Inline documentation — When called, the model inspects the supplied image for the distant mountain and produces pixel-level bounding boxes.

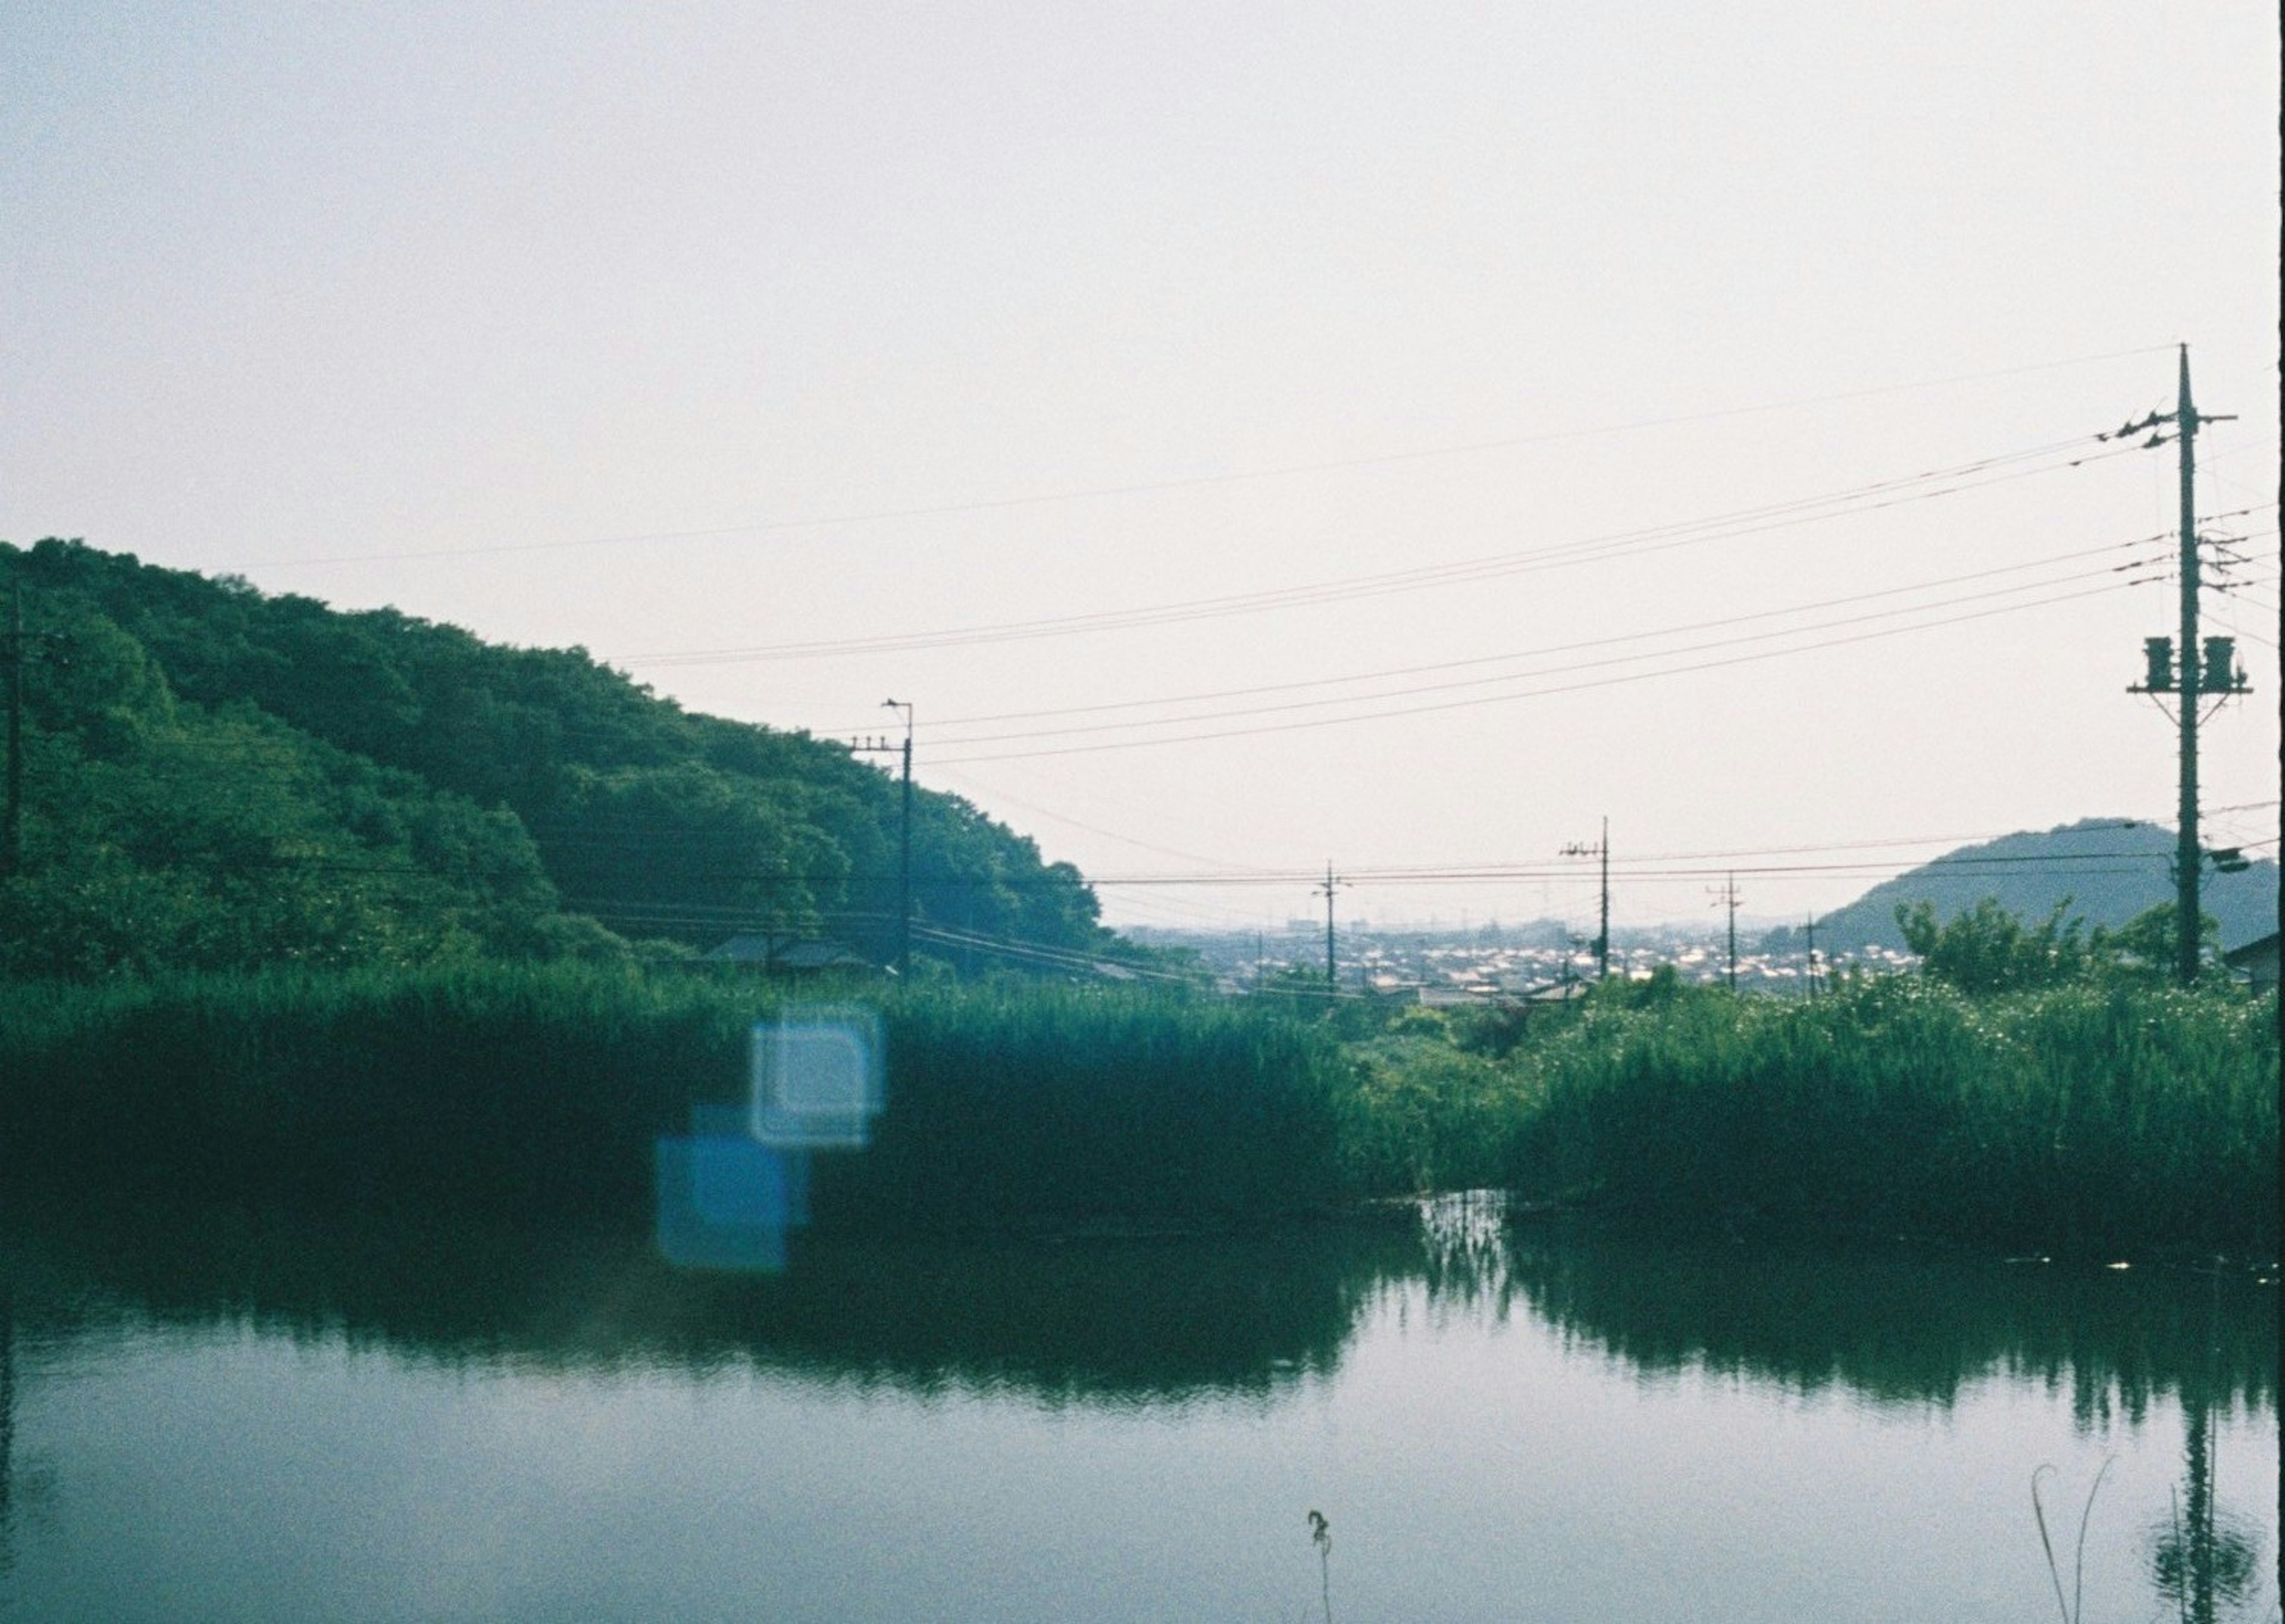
[1801,819,2279,954]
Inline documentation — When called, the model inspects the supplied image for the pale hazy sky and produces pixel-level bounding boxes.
[3,3,2277,934]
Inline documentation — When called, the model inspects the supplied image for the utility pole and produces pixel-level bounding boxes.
[888,700,912,981]
[2170,347,2205,987]
[1311,862,1345,993]
[856,701,916,979]
[1803,914,1820,998]
[1561,817,1610,978]
[2118,346,2243,984]
[1710,874,1742,992]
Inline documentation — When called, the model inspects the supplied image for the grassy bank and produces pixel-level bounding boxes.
[0,964,1353,1225]
[1,965,2273,1256]
[1360,977,2278,1259]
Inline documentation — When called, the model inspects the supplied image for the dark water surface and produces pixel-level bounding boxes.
[1,1196,2275,1622]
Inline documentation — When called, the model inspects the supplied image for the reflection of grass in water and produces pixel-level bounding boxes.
[1500,1224,2278,1421]
[1414,1190,1516,1313]
[0,1189,1428,1404]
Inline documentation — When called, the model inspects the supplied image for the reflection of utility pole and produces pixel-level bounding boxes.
[1710,874,1741,991]
[1311,863,1345,992]
[1,1276,15,1574]
[2118,346,2244,985]
[1561,817,1610,978]
[2150,1260,2242,1624]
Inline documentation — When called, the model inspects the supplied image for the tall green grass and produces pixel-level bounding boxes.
[1499,977,2278,1258]
[832,982,1347,1225]
[0,965,1357,1224]
[2,965,2272,1252]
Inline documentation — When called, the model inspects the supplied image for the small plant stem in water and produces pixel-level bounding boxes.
[1307,1510,1333,1624]
[2031,1457,2114,1624]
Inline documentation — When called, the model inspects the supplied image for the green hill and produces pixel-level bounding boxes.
[0,538,1114,978]
[1802,818,2279,954]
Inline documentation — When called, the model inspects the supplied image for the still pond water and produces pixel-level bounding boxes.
[1,1197,2275,1623]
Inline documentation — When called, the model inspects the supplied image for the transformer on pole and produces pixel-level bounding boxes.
[2117,346,2245,984]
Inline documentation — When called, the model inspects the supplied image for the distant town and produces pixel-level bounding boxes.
[1126,921,1916,1001]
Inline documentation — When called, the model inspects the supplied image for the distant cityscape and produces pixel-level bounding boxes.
[1126,921,1917,1000]
[1118,816,2280,999]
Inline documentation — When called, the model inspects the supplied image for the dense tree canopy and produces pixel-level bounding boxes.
[1895,895,2222,993]
[1,538,1113,978]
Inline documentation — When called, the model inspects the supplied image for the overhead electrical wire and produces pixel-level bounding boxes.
[924,557,2161,751]
[509,849,2208,894]
[924,764,1261,873]
[917,543,2266,745]
[906,921,1194,984]
[368,833,2243,893]
[931,576,2143,763]
[150,808,2270,943]
[237,343,2177,571]
[921,536,2164,731]
[621,435,2136,667]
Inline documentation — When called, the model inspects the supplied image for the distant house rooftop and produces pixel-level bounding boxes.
[2223,931,2278,995]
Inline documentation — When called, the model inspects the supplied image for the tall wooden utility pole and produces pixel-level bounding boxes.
[1313,862,1343,991]
[887,700,913,980]
[2172,347,2205,985]
[1710,874,1741,992]
[1563,819,1610,978]
[2119,346,2243,984]
[856,702,916,978]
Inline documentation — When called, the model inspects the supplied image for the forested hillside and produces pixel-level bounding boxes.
[0,538,1112,977]
[1805,817,2278,953]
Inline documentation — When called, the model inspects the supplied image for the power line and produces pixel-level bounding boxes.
[932,576,2141,763]
[922,535,2167,731]
[515,841,2239,891]
[926,560,2153,750]
[906,920,1195,985]
[236,344,2178,571]
[926,764,1259,873]
[621,436,2134,666]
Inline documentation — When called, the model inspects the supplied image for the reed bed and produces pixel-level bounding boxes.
[1,966,2271,1253]
[1502,977,2278,1258]
[0,965,1356,1224]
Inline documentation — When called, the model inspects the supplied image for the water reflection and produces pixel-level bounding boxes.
[2144,1265,2267,1623]
[0,1195,2273,1424]
[1,1278,15,1577]
[1498,1217,2277,1422]
[0,1196,1419,1406]
[2,1195,2275,1623]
